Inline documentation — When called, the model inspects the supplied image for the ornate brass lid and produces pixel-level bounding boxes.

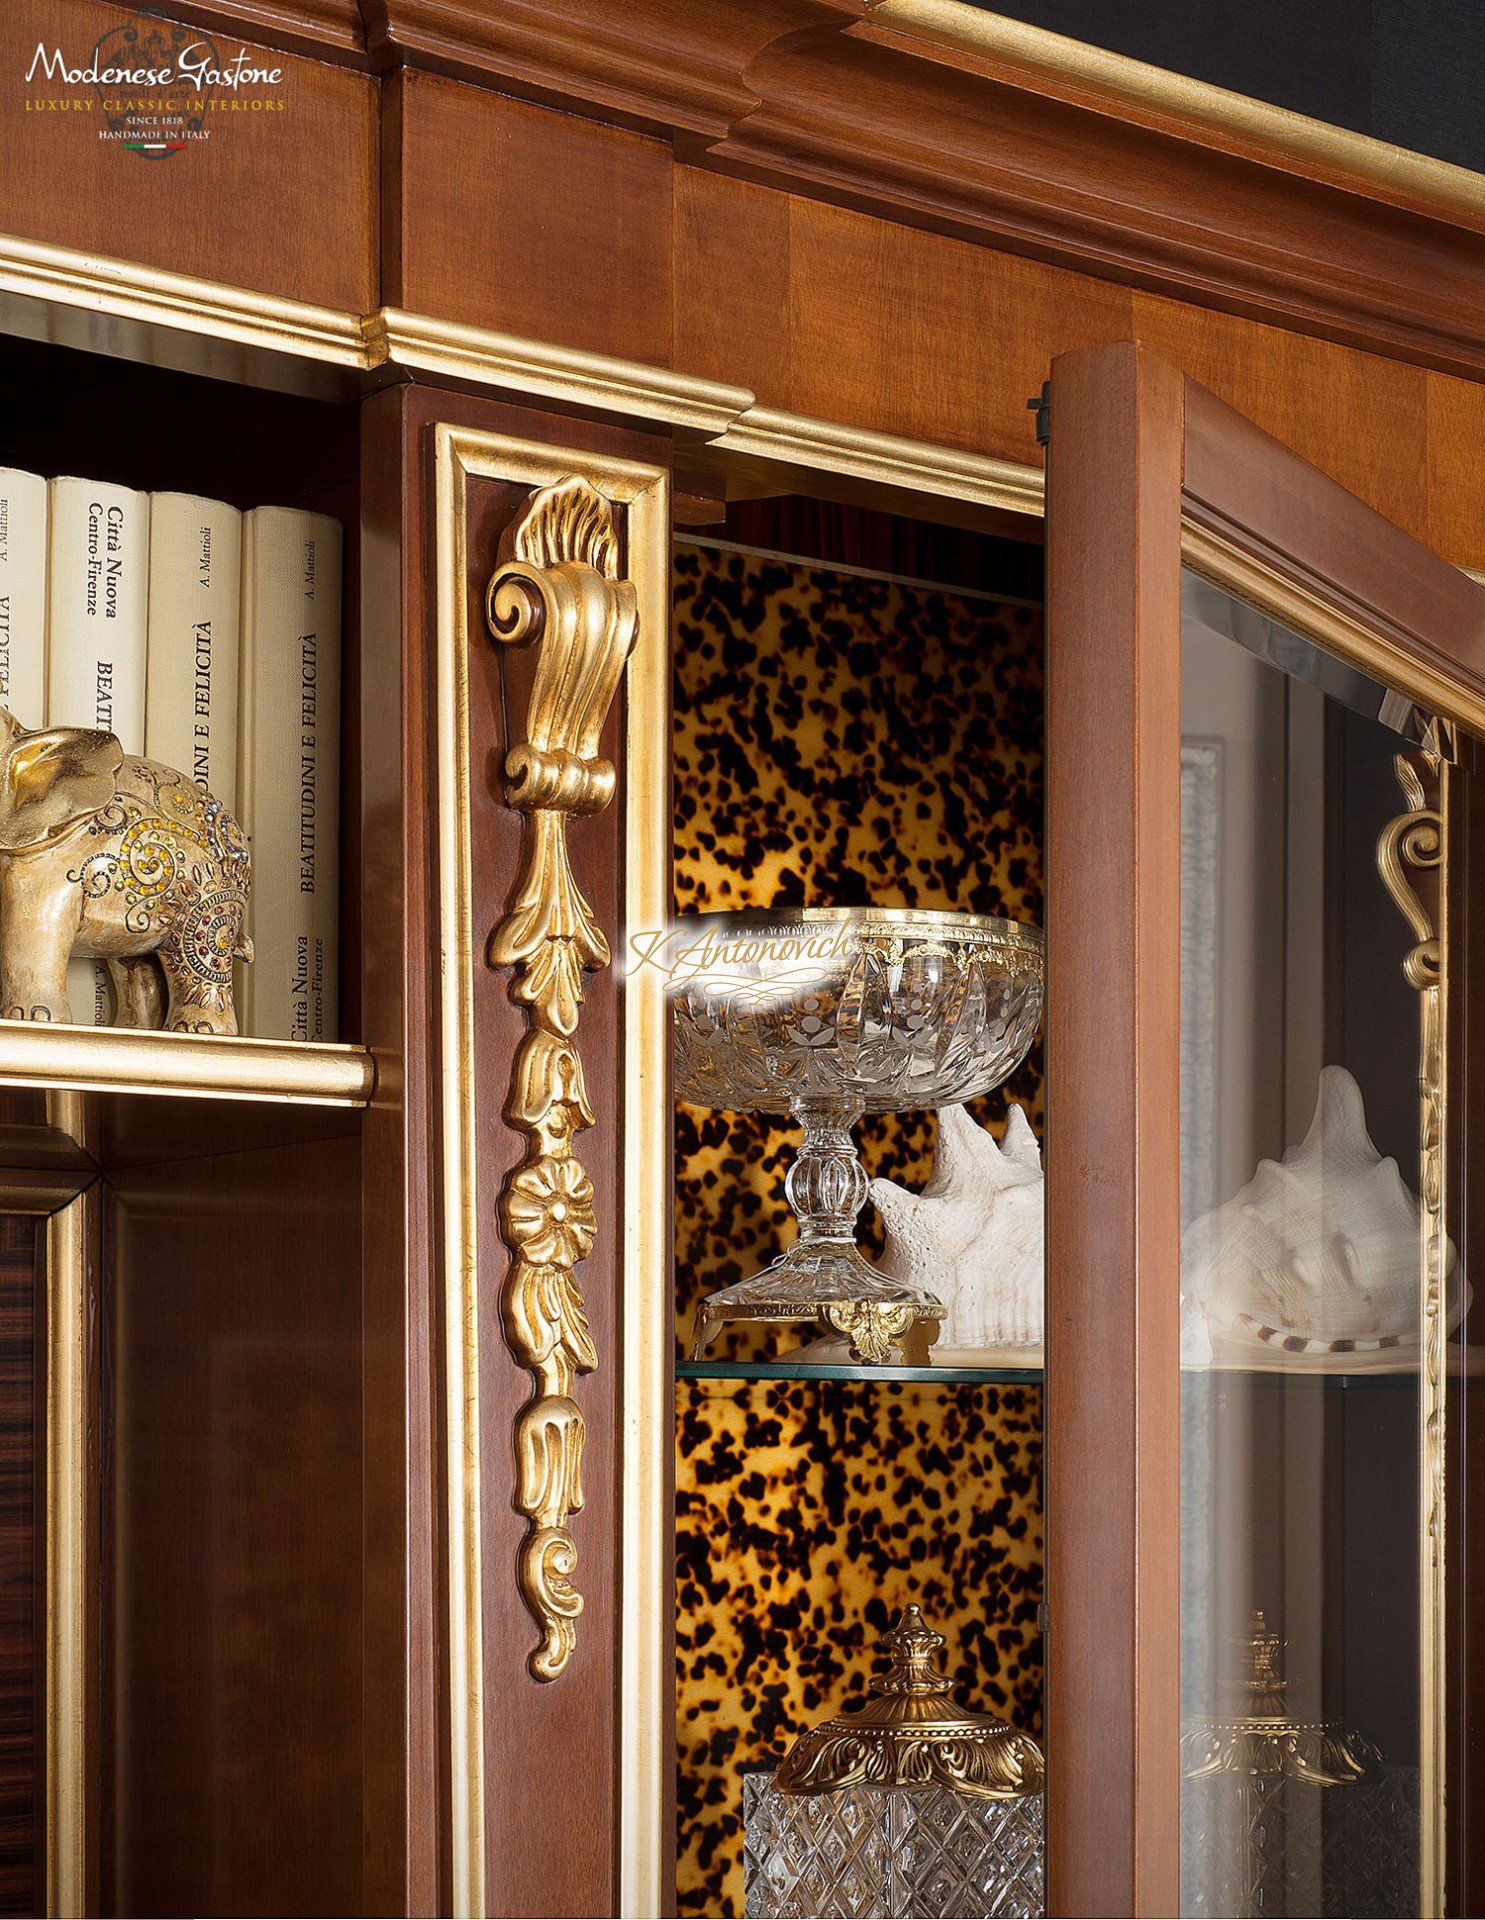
[774,1606,1044,1801]
[1179,1611,1381,1787]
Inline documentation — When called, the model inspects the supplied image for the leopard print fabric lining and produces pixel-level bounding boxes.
[672,543,1045,1916]
[676,1381,1044,1914]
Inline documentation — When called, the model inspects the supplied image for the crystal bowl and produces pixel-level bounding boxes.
[672,907,1044,1361]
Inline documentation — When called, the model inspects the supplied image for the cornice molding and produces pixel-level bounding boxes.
[130,1,1485,377]
[363,309,753,433]
[0,233,367,367]
[137,0,369,62]
[864,1,1485,230]
[361,0,867,133]
[0,231,1043,518]
[708,25,1485,380]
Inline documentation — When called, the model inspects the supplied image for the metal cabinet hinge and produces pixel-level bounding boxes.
[1027,384,1050,447]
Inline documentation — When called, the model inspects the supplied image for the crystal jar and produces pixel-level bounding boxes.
[743,1607,1045,1919]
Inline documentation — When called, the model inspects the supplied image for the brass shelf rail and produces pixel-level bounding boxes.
[0,1019,375,1107]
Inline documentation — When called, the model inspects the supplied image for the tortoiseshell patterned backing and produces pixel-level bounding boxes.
[672,543,1045,1916]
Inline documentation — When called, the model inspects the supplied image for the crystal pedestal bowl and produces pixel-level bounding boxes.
[672,907,1044,1364]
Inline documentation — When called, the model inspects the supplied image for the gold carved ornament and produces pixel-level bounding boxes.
[1375,751,1446,1565]
[774,1605,1044,1801]
[1376,737,1449,1912]
[485,478,638,1682]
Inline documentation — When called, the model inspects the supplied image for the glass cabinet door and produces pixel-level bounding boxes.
[1043,340,1485,1919]
[1178,572,1460,1920]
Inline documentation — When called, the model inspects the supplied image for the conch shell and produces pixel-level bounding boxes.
[1181,1064,1467,1362]
[870,1103,1044,1356]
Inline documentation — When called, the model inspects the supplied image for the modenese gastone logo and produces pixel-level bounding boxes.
[24,17,285,157]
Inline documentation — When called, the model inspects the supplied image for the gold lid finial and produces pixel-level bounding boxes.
[774,1605,1043,1802]
[874,1606,953,1697]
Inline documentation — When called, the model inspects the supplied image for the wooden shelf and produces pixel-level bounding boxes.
[0,1020,375,1108]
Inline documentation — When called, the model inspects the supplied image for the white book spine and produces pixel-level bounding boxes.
[145,492,243,812]
[238,507,342,1043]
[47,477,150,1026]
[0,469,47,730]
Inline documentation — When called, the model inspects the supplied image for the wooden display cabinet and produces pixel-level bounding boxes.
[2,1,1485,1915]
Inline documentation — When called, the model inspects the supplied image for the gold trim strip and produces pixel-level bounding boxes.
[0,232,365,366]
[366,309,752,435]
[618,466,671,1920]
[0,234,1053,527]
[714,406,1045,517]
[435,428,670,1916]
[46,1192,88,1920]
[0,1021,375,1107]
[1376,749,1448,1919]
[434,425,485,1920]
[872,0,1485,228]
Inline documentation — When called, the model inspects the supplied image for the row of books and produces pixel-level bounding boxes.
[0,470,341,1042]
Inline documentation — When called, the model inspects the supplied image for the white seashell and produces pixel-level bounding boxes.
[868,1102,1045,1354]
[1182,1064,1468,1358]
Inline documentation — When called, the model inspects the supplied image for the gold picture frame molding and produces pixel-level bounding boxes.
[433,427,671,1919]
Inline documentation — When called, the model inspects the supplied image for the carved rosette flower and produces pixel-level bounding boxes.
[503,1156,597,1270]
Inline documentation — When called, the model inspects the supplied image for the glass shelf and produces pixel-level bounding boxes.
[676,1359,1043,1386]
[679,1356,1485,1389]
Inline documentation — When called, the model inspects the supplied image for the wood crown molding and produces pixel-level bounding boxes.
[128,1,1485,377]
[708,20,1485,380]
[361,0,869,133]
[136,0,369,61]
[366,0,1485,379]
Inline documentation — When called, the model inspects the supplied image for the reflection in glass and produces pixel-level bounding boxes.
[1177,570,1467,1916]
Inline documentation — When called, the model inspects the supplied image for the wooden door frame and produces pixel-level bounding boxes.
[1043,337,1485,1918]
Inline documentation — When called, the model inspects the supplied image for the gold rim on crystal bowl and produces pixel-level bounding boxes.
[675,904,1043,954]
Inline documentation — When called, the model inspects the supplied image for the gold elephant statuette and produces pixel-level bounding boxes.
[0,707,252,1034]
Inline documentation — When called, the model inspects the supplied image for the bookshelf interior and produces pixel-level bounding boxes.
[0,321,374,1915]
[0,329,366,1095]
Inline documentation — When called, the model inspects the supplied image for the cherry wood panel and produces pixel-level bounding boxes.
[105,1141,364,1917]
[1044,339,1183,1918]
[0,0,376,310]
[1128,292,1434,545]
[387,74,674,363]
[376,384,669,1916]
[709,24,1485,381]
[0,1215,41,1919]
[357,382,439,1920]
[383,95,1485,571]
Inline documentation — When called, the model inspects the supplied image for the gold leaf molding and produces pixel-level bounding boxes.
[487,477,638,1681]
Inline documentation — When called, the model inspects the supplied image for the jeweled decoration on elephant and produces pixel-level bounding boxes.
[0,707,252,1033]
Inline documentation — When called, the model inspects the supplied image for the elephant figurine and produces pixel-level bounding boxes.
[0,707,252,1033]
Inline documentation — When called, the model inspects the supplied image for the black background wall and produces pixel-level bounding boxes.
[981,0,1485,172]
